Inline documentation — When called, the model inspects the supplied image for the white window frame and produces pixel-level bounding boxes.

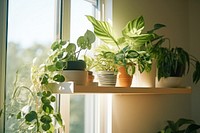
[0,0,8,132]
[60,0,113,133]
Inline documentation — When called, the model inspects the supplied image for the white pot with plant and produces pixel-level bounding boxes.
[93,45,117,87]
[48,30,96,85]
[154,38,200,87]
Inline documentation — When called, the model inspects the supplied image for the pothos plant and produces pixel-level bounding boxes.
[0,30,95,133]
[92,44,117,72]
[0,58,65,132]
[87,15,165,76]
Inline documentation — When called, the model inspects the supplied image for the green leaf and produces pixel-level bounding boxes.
[66,43,76,52]
[42,123,51,131]
[0,109,3,117]
[51,41,59,51]
[55,61,64,70]
[42,91,51,97]
[43,104,54,114]
[46,91,52,97]
[129,34,155,47]
[86,15,118,44]
[40,115,52,123]
[25,111,37,122]
[175,118,195,128]
[148,23,166,34]
[47,64,57,72]
[84,30,96,44]
[60,40,66,45]
[53,74,65,82]
[122,16,145,37]
[39,74,49,85]
[41,97,51,105]
[185,124,200,133]
[54,113,63,126]
[50,96,56,102]
[77,36,88,49]
[126,65,135,76]
[16,112,21,119]
[126,50,139,58]
[193,61,200,84]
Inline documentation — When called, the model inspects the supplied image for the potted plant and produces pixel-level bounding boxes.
[158,118,200,133]
[154,38,200,87]
[87,15,164,87]
[83,55,97,85]
[92,45,117,86]
[48,30,96,85]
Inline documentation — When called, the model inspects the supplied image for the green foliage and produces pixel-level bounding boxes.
[87,15,165,75]
[94,50,117,72]
[158,118,200,133]
[47,30,96,70]
[86,15,117,44]
[84,55,97,71]
[155,38,200,83]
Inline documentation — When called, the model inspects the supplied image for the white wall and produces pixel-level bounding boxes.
[112,0,200,132]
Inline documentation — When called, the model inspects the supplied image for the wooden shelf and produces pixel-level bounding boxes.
[75,85,191,95]
[49,82,192,95]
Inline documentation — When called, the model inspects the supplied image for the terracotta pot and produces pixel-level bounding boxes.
[87,71,94,85]
[116,66,133,87]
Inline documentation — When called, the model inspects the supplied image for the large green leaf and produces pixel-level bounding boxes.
[122,16,145,37]
[86,15,118,44]
[127,34,155,47]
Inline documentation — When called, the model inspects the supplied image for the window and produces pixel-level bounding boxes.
[4,0,57,132]
[0,0,112,133]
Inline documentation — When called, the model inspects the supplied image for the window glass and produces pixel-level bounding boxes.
[69,0,97,133]
[5,0,55,132]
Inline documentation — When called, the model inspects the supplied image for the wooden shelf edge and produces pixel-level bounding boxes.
[74,85,192,95]
[49,82,192,95]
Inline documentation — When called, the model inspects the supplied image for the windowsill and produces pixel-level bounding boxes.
[49,82,192,95]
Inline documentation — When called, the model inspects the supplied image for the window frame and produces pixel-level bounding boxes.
[0,0,8,132]
[60,0,113,133]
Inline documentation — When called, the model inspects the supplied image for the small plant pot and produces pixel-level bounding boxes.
[87,71,95,85]
[156,77,183,88]
[66,60,86,70]
[97,71,116,87]
[62,70,88,85]
[116,66,133,87]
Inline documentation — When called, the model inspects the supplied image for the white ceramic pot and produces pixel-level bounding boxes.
[156,77,183,88]
[97,71,116,87]
[131,61,156,88]
[62,70,88,85]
